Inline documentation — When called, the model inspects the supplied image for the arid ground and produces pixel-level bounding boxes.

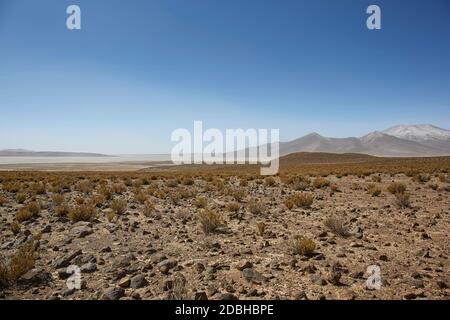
[0,153,449,300]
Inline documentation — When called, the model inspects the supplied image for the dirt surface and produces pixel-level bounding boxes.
[0,168,449,300]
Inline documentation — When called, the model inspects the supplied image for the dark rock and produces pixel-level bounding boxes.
[194,291,208,300]
[80,262,97,273]
[310,274,327,286]
[70,225,93,238]
[157,259,178,275]
[53,250,82,269]
[130,274,148,289]
[103,287,125,300]
[236,260,253,271]
[18,268,52,286]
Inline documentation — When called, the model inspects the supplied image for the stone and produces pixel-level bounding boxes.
[379,254,389,261]
[18,268,52,286]
[310,274,327,286]
[118,277,131,288]
[404,292,417,300]
[194,262,205,274]
[41,225,51,234]
[437,280,448,289]
[157,259,178,275]
[242,268,265,284]
[235,260,253,271]
[194,291,208,300]
[53,250,82,269]
[70,225,93,238]
[80,262,97,273]
[112,254,136,269]
[130,274,148,289]
[293,291,308,300]
[103,287,125,300]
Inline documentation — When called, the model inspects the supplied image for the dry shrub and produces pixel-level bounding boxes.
[15,202,40,223]
[31,182,46,195]
[100,186,113,200]
[112,183,126,195]
[324,216,349,238]
[182,177,195,186]
[247,200,265,215]
[413,174,430,184]
[55,204,69,217]
[367,184,381,197]
[213,179,224,191]
[284,199,294,210]
[428,183,439,190]
[264,177,276,187]
[371,175,382,183]
[194,196,207,209]
[239,178,248,187]
[388,182,407,194]
[68,204,97,222]
[179,188,193,199]
[256,222,266,236]
[123,177,132,187]
[143,201,156,217]
[111,198,127,214]
[134,191,148,204]
[75,180,93,194]
[312,178,330,189]
[394,192,411,209]
[16,193,27,204]
[90,194,106,207]
[226,202,240,212]
[231,188,246,202]
[170,192,181,205]
[51,194,65,206]
[288,235,316,256]
[197,209,224,234]
[0,242,37,288]
[288,193,314,209]
[287,175,310,191]
[166,178,178,188]
[3,182,20,193]
[106,210,116,222]
[132,179,143,188]
[10,221,21,235]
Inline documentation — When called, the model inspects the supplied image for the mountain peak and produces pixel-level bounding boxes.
[383,124,450,142]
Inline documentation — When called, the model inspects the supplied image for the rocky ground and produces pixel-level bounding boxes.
[0,172,449,300]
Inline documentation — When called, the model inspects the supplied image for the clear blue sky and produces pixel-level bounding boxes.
[0,0,449,154]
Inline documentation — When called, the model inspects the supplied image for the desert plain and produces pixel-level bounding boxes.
[0,153,449,300]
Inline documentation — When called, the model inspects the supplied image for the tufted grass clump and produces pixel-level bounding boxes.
[388,182,407,194]
[288,235,316,256]
[197,209,224,234]
[68,204,97,222]
[110,197,127,215]
[324,216,350,238]
[0,242,37,289]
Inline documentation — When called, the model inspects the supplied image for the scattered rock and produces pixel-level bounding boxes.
[130,274,148,289]
[103,287,125,300]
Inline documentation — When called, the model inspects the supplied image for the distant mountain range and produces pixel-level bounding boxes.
[1,125,449,159]
[279,124,450,157]
[0,149,110,157]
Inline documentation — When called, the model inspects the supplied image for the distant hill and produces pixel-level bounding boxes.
[0,149,110,157]
[278,124,450,157]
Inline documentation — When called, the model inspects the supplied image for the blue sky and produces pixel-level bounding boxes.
[0,0,449,154]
